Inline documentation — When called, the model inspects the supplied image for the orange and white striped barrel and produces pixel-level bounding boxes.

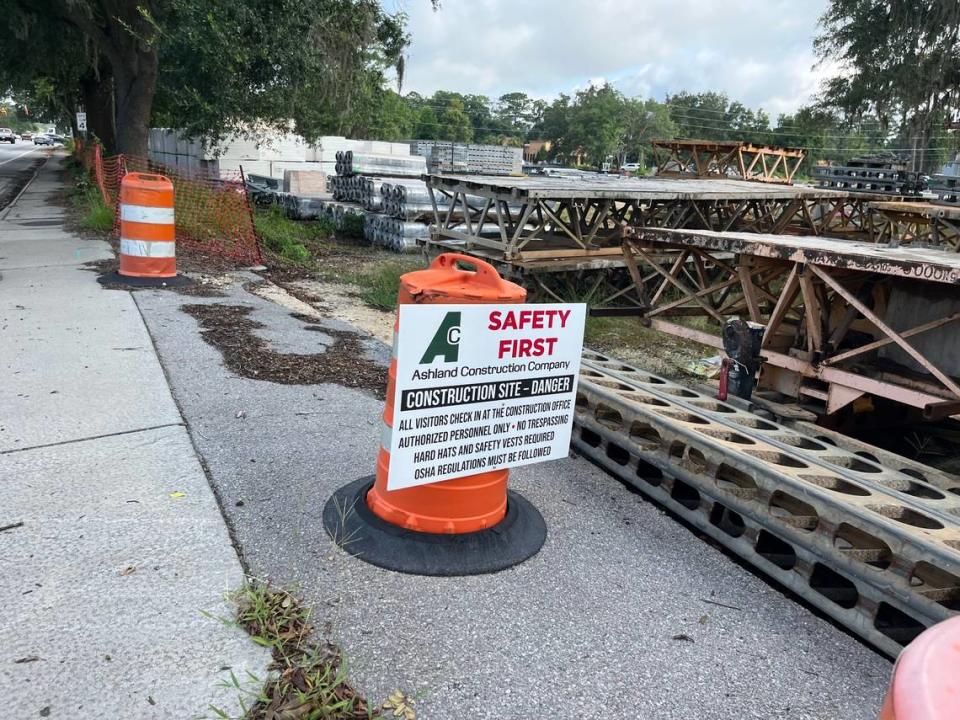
[118,173,176,278]
[366,254,526,534]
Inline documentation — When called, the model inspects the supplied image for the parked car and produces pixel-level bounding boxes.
[620,163,641,173]
[33,134,54,146]
[0,128,16,144]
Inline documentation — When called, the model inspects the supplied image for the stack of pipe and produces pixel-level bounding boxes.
[335,151,426,178]
[379,180,447,221]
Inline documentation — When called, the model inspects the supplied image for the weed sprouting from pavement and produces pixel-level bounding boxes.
[204,579,397,719]
[71,182,114,232]
[330,495,363,552]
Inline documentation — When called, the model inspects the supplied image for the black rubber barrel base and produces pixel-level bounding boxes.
[98,271,193,288]
[322,476,547,576]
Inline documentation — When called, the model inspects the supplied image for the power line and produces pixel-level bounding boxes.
[354,118,951,155]
[400,96,959,143]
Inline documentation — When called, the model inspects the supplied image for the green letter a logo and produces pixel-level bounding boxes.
[420,311,461,364]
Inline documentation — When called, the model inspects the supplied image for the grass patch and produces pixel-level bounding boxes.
[343,258,424,311]
[254,206,335,265]
[70,180,114,232]
[206,579,413,719]
[585,314,716,380]
[340,213,365,239]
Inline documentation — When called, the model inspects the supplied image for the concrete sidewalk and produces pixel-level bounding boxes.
[0,155,269,718]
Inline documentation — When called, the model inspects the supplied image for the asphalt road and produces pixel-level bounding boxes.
[0,142,44,210]
[134,278,892,720]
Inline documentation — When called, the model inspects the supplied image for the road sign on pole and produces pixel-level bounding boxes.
[76,112,87,132]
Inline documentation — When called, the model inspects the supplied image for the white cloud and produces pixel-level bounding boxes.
[384,0,834,113]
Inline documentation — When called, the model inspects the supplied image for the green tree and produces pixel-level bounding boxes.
[814,0,960,170]
[567,84,627,167]
[496,91,533,138]
[461,94,498,142]
[620,98,677,167]
[415,106,440,140]
[667,91,734,140]
[531,94,571,161]
[0,0,413,155]
[438,98,473,141]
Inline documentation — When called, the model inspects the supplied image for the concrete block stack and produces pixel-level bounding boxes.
[146,129,410,185]
[411,140,523,175]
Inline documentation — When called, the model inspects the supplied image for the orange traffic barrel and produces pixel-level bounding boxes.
[99,172,191,288]
[878,615,960,720]
[322,253,548,575]
[367,253,526,534]
[119,173,176,278]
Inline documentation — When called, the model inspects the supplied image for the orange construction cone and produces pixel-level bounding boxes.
[98,172,191,287]
[878,615,960,720]
[323,254,547,575]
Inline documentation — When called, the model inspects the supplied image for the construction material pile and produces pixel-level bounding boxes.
[813,154,924,196]
[244,137,522,253]
[334,151,427,178]
[930,160,960,207]
[362,215,434,253]
[411,140,523,175]
[574,349,960,658]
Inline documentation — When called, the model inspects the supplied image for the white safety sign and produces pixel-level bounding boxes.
[76,112,87,132]
[388,303,586,490]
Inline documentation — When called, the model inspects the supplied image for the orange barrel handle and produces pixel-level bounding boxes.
[366,253,527,534]
[426,253,512,290]
[118,172,176,278]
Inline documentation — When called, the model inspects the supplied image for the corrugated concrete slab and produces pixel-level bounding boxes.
[0,425,267,719]
[0,265,182,451]
[136,279,892,720]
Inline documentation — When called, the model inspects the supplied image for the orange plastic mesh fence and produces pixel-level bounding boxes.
[77,141,262,265]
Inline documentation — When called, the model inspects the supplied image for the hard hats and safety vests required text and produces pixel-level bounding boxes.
[388,303,586,490]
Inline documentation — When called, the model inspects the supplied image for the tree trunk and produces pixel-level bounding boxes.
[80,63,116,152]
[112,45,158,157]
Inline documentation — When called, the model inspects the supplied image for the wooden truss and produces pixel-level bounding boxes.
[651,139,806,185]
[869,201,960,252]
[620,228,960,417]
[421,236,654,309]
[427,184,874,261]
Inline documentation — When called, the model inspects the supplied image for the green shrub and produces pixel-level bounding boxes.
[340,213,365,239]
[71,184,114,232]
[344,259,423,311]
[253,205,332,264]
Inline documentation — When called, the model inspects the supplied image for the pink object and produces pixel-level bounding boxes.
[878,615,960,720]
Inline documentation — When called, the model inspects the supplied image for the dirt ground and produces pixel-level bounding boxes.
[262,237,713,382]
[276,278,396,345]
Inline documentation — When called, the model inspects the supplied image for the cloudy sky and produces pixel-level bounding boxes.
[384,0,836,116]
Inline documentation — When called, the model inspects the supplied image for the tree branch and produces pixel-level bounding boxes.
[50,0,122,66]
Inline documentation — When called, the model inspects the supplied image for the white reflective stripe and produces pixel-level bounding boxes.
[120,238,176,258]
[380,420,392,451]
[120,204,175,224]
